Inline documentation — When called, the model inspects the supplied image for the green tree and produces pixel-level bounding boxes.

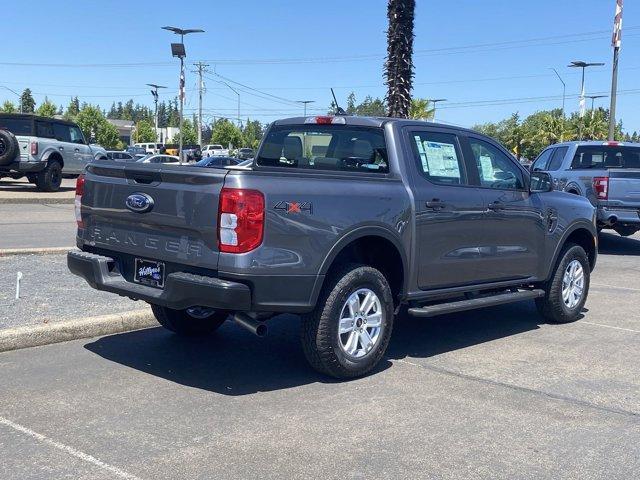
[242,119,264,149]
[211,119,243,148]
[385,0,415,118]
[76,105,120,149]
[65,97,80,120]
[0,101,17,113]
[410,98,435,120]
[171,118,198,145]
[36,97,58,117]
[133,120,157,143]
[20,88,36,113]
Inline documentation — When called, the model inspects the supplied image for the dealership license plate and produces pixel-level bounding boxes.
[134,258,165,288]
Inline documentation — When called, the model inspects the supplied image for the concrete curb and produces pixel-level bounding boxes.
[0,309,156,353]
[0,247,76,257]
[0,197,75,205]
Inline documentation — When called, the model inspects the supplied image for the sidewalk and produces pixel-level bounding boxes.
[0,178,75,204]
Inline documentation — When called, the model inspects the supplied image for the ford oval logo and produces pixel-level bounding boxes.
[126,193,154,213]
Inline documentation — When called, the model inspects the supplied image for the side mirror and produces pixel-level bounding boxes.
[529,171,553,193]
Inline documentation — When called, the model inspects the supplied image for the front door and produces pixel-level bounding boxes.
[464,135,546,282]
[407,128,488,290]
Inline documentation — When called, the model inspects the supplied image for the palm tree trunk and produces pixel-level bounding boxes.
[385,0,416,118]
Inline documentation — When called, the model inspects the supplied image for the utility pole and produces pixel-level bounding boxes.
[609,0,623,140]
[297,100,315,117]
[147,84,167,142]
[192,62,209,146]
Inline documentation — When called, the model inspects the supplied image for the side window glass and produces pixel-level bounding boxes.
[469,137,525,190]
[52,123,71,142]
[532,148,553,171]
[410,131,467,185]
[35,121,54,138]
[69,126,85,144]
[547,146,569,171]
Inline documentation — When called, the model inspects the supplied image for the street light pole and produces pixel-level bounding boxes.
[147,84,167,142]
[162,26,204,163]
[430,98,447,120]
[609,0,624,140]
[568,61,605,118]
[297,100,315,117]
[550,68,566,117]
[586,95,608,119]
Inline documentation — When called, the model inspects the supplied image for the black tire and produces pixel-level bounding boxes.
[150,304,229,336]
[536,244,590,324]
[35,161,63,192]
[0,129,19,165]
[614,225,639,237]
[301,264,394,379]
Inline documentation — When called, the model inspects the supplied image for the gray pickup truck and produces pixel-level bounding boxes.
[0,113,107,191]
[68,115,597,378]
[531,140,640,236]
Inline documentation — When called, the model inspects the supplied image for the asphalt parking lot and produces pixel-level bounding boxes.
[0,231,638,479]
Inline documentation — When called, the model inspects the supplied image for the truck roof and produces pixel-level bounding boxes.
[548,140,640,148]
[273,115,478,135]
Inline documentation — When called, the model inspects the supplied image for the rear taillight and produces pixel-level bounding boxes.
[75,174,85,228]
[593,176,609,200]
[218,188,264,253]
[30,141,38,155]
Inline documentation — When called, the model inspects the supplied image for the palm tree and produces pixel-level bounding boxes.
[385,0,416,118]
[409,98,435,120]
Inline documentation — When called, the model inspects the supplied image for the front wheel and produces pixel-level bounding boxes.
[301,264,394,379]
[151,305,229,336]
[536,244,590,323]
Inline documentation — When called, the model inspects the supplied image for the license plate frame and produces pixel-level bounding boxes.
[134,258,165,288]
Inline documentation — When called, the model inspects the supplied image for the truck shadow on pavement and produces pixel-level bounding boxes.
[598,232,640,256]
[84,301,545,396]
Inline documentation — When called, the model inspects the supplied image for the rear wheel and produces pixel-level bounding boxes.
[35,161,62,192]
[536,244,590,324]
[301,264,394,379]
[151,305,229,336]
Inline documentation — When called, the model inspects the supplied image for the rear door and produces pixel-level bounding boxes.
[69,124,93,171]
[464,135,546,282]
[407,127,488,289]
[52,122,78,172]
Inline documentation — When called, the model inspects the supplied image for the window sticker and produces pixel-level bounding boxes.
[414,135,429,172]
[479,155,494,180]
[423,141,460,178]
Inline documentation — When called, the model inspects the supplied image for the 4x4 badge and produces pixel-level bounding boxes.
[274,201,313,214]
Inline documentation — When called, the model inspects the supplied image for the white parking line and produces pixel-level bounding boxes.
[579,321,640,334]
[0,416,142,480]
[592,283,640,293]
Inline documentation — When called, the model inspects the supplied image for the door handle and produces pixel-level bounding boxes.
[74,148,80,152]
[425,199,446,210]
[488,202,506,211]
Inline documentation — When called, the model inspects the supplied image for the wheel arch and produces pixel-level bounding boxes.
[548,223,597,279]
[316,227,408,306]
[41,150,64,168]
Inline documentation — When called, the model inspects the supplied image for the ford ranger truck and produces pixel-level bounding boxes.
[68,116,598,378]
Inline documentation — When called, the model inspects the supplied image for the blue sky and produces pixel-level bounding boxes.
[2,0,638,132]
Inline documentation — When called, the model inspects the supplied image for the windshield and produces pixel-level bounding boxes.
[571,145,640,169]
[0,117,32,136]
[256,124,388,173]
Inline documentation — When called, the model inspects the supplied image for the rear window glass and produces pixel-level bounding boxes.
[0,117,32,135]
[571,146,640,169]
[257,125,388,173]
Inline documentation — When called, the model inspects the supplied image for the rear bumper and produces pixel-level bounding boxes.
[597,206,640,226]
[68,250,252,311]
[0,160,46,173]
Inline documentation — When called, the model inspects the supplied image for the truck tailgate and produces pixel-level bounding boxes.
[79,162,227,271]
[608,169,640,208]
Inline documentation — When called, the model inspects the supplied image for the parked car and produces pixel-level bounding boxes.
[182,144,202,162]
[236,147,255,160]
[161,144,179,156]
[531,140,640,236]
[196,156,242,168]
[106,151,135,161]
[125,146,147,156]
[202,144,229,157]
[0,113,107,191]
[135,154,180,164]
[69,115,597,379]
[134,143,163,154]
